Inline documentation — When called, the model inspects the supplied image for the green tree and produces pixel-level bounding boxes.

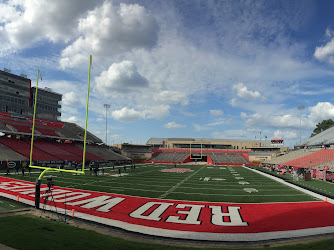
[311,119,334,137]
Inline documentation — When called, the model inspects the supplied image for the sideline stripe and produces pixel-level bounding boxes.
[170,191,308,197]
[245,167,334,204]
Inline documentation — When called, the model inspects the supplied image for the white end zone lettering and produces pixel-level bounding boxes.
[129,202,174,221]
[67,195,125,212]
[209,206,248,226]
[53,192,92,202]
[0,181,33,190]
[165,204,204,225]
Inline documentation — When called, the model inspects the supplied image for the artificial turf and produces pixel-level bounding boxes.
[1,164,318,203]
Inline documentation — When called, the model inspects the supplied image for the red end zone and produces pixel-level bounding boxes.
[0,176,334,242]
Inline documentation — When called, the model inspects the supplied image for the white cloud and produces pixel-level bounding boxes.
[164,122,186,129]
[60,2,158,69]
[233,83,266,101]
[61,115,82,125]
[62,91,85,106]
[143,105,170,120]
[273,130,298,139]
[95,60,148,95]
[210,109,223,117]
[325,27,334,38]
[241,112,301,129]
[0,0,99,50]
[193,124,212,132]
[207,120,225,126]
[240,102,334,131]
[308,102,334,122]
[111,107,144,122]
[154,91,188,105]
[314,38,334,65]
[61,106,79,115]
[230,98,238,107]
[212,130,248,139]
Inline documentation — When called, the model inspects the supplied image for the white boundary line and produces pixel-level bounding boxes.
[245,167,334,204]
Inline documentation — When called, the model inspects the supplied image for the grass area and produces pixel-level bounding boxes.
[1,164,318,203]
[0,197,26,212]
[0,215,334,250]
[250,165,334,197]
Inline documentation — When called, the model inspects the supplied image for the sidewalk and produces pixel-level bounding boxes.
[0,244,15,250]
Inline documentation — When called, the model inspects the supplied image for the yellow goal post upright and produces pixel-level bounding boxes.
[30,55,92,209]
[189,141,203,159]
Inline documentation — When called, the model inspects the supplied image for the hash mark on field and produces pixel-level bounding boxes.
[159,167,204,198]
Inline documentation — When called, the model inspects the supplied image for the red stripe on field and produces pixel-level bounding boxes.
[0,176,333,234]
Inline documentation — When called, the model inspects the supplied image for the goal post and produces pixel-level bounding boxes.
[30,55,92,208]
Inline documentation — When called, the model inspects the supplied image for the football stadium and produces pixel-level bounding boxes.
[1,69,334,249]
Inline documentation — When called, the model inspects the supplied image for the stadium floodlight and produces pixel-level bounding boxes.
[104,104,110,145]
[298,105,305,144]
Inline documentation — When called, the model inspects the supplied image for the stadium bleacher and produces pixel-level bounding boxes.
[263,149,321,165]
[283,149,334,168]
[0,111,130,164]
[301,126,334,146]
[0,142,27,161]
[34,127,60,137]
[76,144,129,161]
[6,123,32,134]
[55,142,103,161]
[32,140,81,162]
[0,111,101,142]
[0,137,59,161]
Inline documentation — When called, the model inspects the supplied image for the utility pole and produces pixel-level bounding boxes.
[104,104,110,145]
[298,105,305,144]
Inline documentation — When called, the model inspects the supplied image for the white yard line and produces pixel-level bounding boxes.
[245,167,334,204]
[170,191,307,197]
[159,167,205,198]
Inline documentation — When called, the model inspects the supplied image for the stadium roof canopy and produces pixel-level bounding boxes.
[301,126,334,146]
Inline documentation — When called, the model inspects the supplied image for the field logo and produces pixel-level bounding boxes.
[161,168,194,173]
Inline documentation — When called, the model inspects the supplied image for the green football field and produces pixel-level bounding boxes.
[1,164,319,203]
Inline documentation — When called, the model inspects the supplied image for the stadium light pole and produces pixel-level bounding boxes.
[104,104,110,145]
[298,105,305,145]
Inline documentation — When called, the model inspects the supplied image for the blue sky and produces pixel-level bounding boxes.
[1,0,334,148]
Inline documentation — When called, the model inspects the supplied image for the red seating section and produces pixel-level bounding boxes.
[32,141,81,162]
[284,149,334,168]
[55,143,103,161]
[0,111,64,129]
[35,127,59,137]
[0,137,104,162]
[6,123,32,134]
[0,137,59,161]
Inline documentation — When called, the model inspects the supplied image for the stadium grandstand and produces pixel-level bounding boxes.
[299,125,334,148]
[0,69,131,170]
[141,137,290,165]
[0,111,131,169]
[262,125,334,182]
